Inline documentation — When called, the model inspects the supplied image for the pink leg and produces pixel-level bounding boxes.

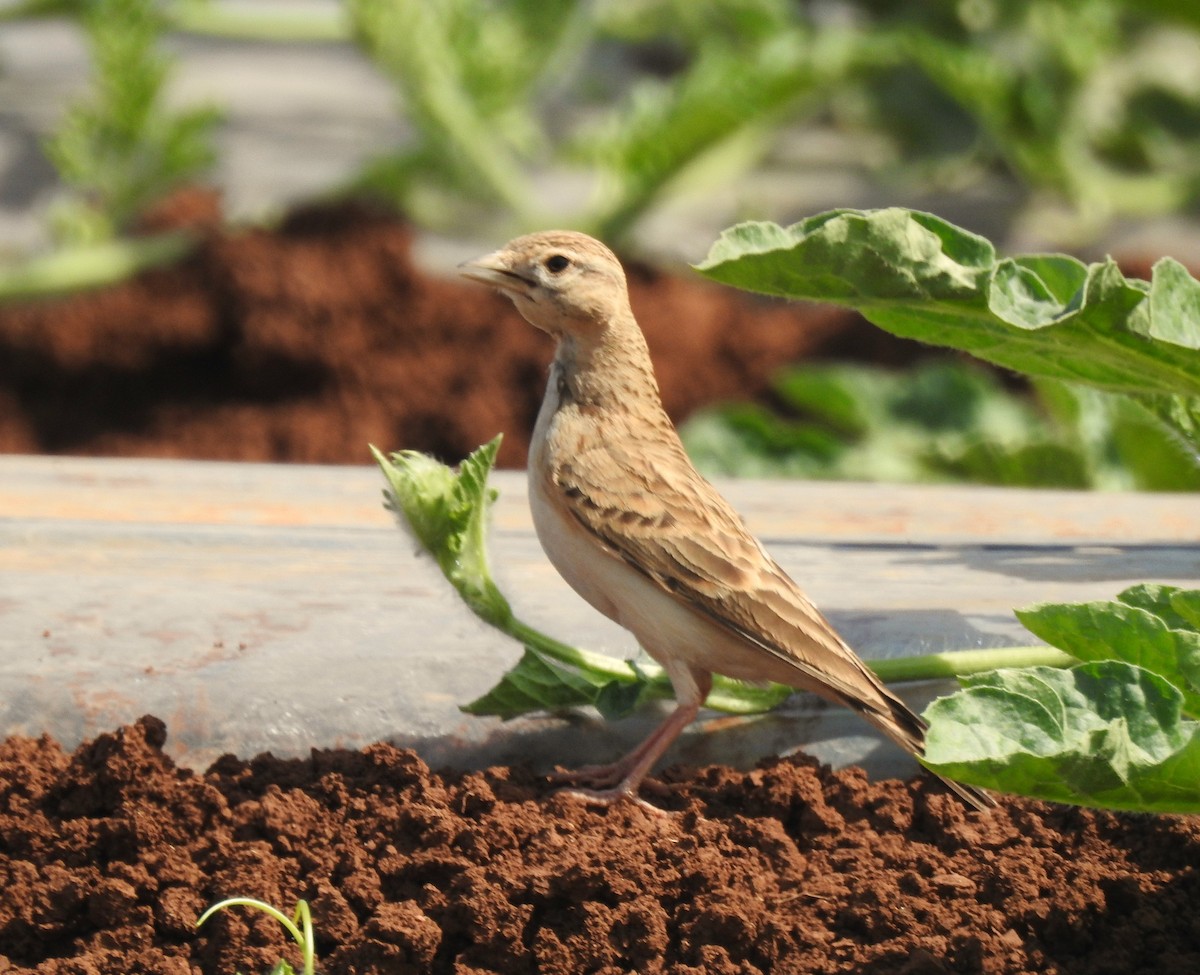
[546,718,674,790]
[555,665,711,810]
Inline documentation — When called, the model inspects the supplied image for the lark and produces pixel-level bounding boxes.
[460,230,993,811]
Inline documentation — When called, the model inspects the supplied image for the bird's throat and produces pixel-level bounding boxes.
[551,328,662,415]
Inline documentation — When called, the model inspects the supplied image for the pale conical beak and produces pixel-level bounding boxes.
[458,252,534,296]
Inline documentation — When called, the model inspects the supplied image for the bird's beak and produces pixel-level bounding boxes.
[458,251,534,296]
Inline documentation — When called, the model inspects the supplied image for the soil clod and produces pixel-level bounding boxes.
[2,716,1197,974]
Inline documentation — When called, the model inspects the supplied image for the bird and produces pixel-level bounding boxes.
[459,230,993,812]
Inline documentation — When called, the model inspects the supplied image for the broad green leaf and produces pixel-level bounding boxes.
[1147,258,1200,348]
[923,662,1200,813]
[928,440,1091,489]
[1016,589,1200,717]
[1101,394,1200,491]
[1116,583,1196,631]
[772,366,870,435]
[594,679,653,721]
[462,647,613,719]
[1172,590,1200,630]
[1135,392,1200,456]
[460,641,793,720]
[699,208,993,303]
[695,209,1200,404]
[682,402,846,479]
[372,436,511,627]
[680,360,1169,489]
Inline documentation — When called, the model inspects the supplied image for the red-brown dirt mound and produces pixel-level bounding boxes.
[0,199,916,469]
[2,716,1197,974]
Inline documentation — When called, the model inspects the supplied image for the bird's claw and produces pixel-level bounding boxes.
[546,762,625,789]
[557,786,674,816]
[548,765,672,797]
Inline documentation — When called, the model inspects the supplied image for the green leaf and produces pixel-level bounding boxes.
[1117,583,1196,631]
[1133,392,1200,460]
[695,209,1200,404]
[0,232,196,301]
[594,679,653,721]
[772,365,871,435]
[1016,588,1200,717]
[1101,393,1200,491]
[681,360,1160,489]
[929,440,1091,489]
[682,400,846,478]
[923,662,1200,813]
[699,208,993,303]
[372,436,511,627]
[1147,257,1200,349]
[462,647,612,719]
[1172,590,1200,630]
[704,677,793,715]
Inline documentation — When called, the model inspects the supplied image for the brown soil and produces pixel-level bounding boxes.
[0,194,916,469]
[3,716,1197,975]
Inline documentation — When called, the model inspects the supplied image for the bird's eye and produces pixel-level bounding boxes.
[544,254,571,273]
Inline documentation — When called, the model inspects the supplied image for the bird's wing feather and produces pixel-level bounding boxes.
[549,425,910,724]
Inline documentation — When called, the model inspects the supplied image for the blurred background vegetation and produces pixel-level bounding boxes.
[2,0,1198,489]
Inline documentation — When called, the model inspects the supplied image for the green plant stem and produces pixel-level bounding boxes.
[512,604,1075,710]
[870,646,1077,683]
[0,231,196,301]
[507,617,642,682]
[353,0,537,224]
[0,1,347,41]
[197,898,315,975]
[0,0,73,21]
[169,2,350,42]
[510,616,787,714]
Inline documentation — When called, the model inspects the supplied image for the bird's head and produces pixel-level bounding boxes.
[459,231,630,339]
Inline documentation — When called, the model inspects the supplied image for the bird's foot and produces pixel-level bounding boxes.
[557,785,673,816]
[548,764,672,797]
[546,761,627,790]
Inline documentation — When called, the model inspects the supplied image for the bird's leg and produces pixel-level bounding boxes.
[546,720,671,790]
[556,666,711,809]
[548,700,698,791]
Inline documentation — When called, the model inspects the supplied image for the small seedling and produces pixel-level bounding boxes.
[197,898,316,975]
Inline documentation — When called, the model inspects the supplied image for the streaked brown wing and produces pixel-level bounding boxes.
[548,430,894,708]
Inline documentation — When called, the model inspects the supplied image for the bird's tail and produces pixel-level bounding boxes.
[845,684,996,812]
[934,773,996,812]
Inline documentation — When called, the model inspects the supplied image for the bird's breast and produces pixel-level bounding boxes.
[528,376,620,622]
